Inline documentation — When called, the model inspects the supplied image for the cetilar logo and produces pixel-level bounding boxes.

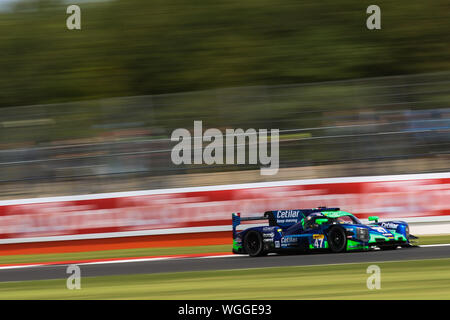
[381,222,399,229]
[281,237,297,244]
[276,210,300,218]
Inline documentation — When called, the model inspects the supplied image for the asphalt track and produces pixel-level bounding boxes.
[0,245,449,282]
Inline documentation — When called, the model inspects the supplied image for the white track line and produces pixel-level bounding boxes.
[0,264,44,270]
[419,243,450,248]
[78,257,178,266]
[0,254,237,270]
[191,254,238,259]
[1,243,449,270]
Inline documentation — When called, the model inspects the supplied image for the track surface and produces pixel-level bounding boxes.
[0,245,449,282]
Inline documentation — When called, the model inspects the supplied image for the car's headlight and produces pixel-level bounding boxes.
[405,225,410,238]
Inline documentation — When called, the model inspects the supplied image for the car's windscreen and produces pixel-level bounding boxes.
[333,215,361,224]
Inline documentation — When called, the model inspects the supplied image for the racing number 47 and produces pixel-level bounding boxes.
[314,238,324,248]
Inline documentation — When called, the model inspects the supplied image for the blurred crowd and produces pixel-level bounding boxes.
[1,72,449,199]
[0,0,449,198]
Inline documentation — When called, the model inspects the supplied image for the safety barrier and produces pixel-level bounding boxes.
[0,172,449,245]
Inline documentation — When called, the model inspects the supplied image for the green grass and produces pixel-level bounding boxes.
[0,234,448,266]
[1,258,450,299]
[0,245,230,265]
[415,234,450,245]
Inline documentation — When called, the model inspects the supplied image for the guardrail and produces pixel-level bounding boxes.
[1,72,449,199]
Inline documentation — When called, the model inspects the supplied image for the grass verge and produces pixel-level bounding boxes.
[1,258,449,299]
[414,234,450,245]
[0,245,230,265]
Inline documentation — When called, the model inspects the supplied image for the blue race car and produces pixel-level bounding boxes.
[232,207,418,256]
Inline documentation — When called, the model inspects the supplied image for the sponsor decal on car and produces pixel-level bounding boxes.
[371,226,389,234]
[276,210,300,218]
[313,234,324,239]
[381,222,399,229]
[281,237,297,244]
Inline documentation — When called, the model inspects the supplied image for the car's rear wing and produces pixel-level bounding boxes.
[232,212,272,238]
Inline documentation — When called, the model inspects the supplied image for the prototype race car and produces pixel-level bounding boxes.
[232,207,418,256]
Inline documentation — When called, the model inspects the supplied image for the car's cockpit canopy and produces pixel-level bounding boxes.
[301,211,362,230]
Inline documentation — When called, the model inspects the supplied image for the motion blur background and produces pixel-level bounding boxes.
[0,0,449,199]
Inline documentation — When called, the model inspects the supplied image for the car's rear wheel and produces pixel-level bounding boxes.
[243,231,266,257]
[327,226,347,253]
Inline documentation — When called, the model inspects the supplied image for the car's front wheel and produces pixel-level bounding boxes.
[243,231,266,257]
[327,226,347,253]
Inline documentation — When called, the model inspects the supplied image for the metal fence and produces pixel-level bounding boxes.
[0,72,449,198]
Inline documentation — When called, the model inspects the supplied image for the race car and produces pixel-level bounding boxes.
[232,207,418,256]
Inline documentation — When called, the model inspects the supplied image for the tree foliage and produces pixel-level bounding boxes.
[0,0,448,108]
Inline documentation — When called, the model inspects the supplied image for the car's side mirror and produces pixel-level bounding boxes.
[316,218,329,225]
[368,216,379,223]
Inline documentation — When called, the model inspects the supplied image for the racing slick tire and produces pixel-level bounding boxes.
[327,226,347,253]
[243,231,267,257]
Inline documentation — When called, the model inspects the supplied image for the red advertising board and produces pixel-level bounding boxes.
[0,173,449,241]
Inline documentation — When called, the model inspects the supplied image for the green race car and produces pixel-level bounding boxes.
[232,207,418,257]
